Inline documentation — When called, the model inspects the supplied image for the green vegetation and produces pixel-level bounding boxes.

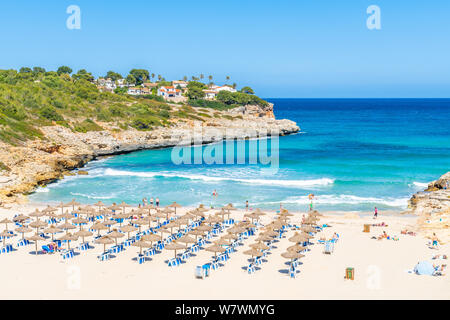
[0,66,268,146]
[0,67,176,145]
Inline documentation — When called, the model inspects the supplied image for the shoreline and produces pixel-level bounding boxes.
[0,203,447,300]
[0,110,299,203]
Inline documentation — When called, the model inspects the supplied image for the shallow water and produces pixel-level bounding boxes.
[30,98,450,212]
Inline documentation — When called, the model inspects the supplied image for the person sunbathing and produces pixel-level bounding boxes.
[377,231,388,240]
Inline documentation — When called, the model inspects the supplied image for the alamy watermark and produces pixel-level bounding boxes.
[170,121,280,175]
[367,5,381,30]
[66,5,81,30]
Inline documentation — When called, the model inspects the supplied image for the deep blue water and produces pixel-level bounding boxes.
[30,99,450,212]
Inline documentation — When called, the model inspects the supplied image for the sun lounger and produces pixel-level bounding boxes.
[168,258,181,267]
[247,264,256,274]
[98,252,110,261]
[137,254,145,264]
[17,239,30,247]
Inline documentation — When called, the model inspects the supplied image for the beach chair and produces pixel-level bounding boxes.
[138,255,145,264]
[211,261,219,270]
[98,252,110,262]
[247,264,256,274]
[181,251,190,260]
[168,258,179,267]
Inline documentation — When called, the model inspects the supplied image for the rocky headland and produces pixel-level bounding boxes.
[408,172,450,243]
[0,104,299,203]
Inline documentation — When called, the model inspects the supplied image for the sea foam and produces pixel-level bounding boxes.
[103,168,334,188]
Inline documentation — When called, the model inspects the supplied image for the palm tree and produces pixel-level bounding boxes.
[200,74,204,82]
[151,73,155,82]
[232,83,237,89]
[208,75,213,86]
[158,74,162,82]
[183,76,187,81]
[226,76,230,84]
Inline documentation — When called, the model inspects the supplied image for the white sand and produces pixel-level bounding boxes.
[0,204,449,300]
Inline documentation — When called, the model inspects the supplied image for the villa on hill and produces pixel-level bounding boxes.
[157,86,187,102]
[203,84,237,100]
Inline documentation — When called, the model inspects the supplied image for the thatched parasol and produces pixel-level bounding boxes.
[96,236,114,254]
[58,233,78,250]
[164,242,186,258]
[205,244,226,258]
[0,218,13,230]
[119,224,138,239]
[250,241,269,251]
[27,233,45,255]
[132,239,153,255]
[74,229,93,243]
[108,229,125,245]
[16,226,32,239]
[43,225,62,241]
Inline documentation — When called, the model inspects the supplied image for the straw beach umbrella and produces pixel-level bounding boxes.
[44,225,62,241]
[108,229,125,245]
[27,233,45,255]
[58,233,78,250]
[167,202,182,215]
[165,242,186,258]
[289,232,308,244]
[16,226,32,239]
[205,244,226,258]
[243,248,263,264]
[0,218,13,231]
[287,244,307,252]
[65,199,80,211]
[91,222,108,236]
[177,235,196,247]
[214,238,231,246]
[132,239,152,255]
[189,229,205,241]
[0,230,12,246]
[281,251,305,261]
[29,219,48,233]
[120,224,137,239]
[96,236,114,254]
[29,209,45,218]
[250,241,270,251]
[13,214,28,223]
[74,229,93,243]
[141,233,160,246]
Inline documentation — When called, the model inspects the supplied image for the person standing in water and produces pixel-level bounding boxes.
[373,207,378,219]
[245,200,249,211]
[155,197,160,207]
[150,197,154,206]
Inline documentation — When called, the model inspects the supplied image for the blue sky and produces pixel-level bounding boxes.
[0,0,449,98]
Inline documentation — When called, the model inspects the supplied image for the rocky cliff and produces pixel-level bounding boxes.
[408,172,450,243]
[0,107,299,202]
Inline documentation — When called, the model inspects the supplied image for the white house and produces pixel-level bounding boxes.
[158,86,181,98]
[172,80,188,89]
[127,87,142,95]
[214,85,237,93]
[203,90,218,100]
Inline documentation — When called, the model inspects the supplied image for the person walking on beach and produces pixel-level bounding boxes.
[155,197,160,207]
[150,197,154,206]
[373,207,378,219]
[245,200,249,211]
[142,197,147,206]
[431,233,440,249]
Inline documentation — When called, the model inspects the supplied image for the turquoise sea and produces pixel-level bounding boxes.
[30,99,450,212]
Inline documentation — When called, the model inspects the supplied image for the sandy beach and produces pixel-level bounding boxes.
[0,203,448,300]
